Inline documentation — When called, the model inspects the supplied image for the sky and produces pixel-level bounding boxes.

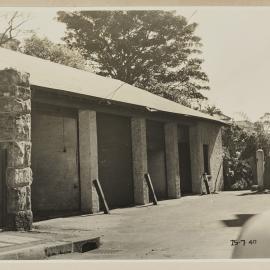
[1,7,270,122]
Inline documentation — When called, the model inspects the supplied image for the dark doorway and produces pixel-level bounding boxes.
[179,142,192,194]
[178,126,192,195]
[0,149,7,228]
[146,120,167,200]
[203,144,210,174]
[97,113,134,209]
[31,105,80,218]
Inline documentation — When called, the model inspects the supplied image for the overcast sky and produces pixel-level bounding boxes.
[1,7,270,122]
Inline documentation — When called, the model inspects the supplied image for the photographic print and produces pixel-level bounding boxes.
[0,2,269,262]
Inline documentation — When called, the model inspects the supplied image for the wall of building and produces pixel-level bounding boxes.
[0,69,225,231]
[189,121,223,194]
[31,105,80,218]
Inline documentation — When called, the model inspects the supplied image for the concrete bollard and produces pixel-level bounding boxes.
[256,149,264,187]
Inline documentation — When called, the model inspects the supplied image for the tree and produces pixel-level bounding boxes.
[0,11,29,48]
[201,105,222,116]
[21,35,90,70]
[57,10,209,107]
[253,121,270,155]
[222,123,255,190]
[222,119,270,190]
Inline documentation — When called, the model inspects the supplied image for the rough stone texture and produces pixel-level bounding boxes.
[6,167,32,188]
[15,114,31,141]
[7,141,31,168]
[0,115,14,141]
[0,84,31,100]
[0,69,29,86]
[164,122,181,199]
[78,110,99,213]
[0,98,31,113]
[131,117,149,205]
[26,185,31,211]
[0,68,32,231]
[6,210,33,231]
[7,186,28,212]
[189,121,223,194]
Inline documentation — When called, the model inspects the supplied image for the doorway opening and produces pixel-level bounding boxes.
[31,105,80,220]
[203,144,210,175]
[146,120,167,200]
[97,112,134,209]
[178,125,192,195]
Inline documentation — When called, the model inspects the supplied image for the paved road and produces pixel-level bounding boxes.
[34,191,270,259]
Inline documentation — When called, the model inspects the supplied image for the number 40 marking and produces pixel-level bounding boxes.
[249,240,257,245]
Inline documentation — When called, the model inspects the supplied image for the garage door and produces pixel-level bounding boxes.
[146,120,167,200]
[31,106,80,218]
[97,113,134,208]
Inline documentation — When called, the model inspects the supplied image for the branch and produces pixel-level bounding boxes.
[0,11,28,46]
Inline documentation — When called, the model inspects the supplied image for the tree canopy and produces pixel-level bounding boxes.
[57,10,209,107]
[21,35,89,70]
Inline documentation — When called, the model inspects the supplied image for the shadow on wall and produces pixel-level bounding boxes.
[220,214,256,227]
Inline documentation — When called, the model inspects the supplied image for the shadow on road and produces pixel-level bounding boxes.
[220,214,256,227]
[237,191,270,196]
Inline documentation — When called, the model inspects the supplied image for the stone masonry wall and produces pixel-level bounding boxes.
[0,68,32,231]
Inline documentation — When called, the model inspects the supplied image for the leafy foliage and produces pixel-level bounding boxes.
[21,35,89,70]
[201,105,222,116]
[223,155,253,190]
[222,121,270,190]
[1,37,20,50]
[253,121,270,155]
[57,10,209,106]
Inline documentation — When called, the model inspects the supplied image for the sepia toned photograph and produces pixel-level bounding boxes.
[0,4,270,262]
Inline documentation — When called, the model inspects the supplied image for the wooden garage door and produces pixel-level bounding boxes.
[31,106,80,217]
[178,125,192,195]
[146,120,167,200]
[179,142,192,194]
[97,113,134,208]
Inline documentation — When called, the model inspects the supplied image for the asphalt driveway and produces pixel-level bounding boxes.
[32,190,270,259]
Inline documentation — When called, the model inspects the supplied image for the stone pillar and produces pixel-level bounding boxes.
[78,110,99,213]
[0,68,32,231]
[189,123,203,194]
[131,117,149,205]
[164,122,181,198]
[256,149,264,187]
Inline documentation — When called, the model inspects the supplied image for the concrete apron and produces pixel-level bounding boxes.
[0,229,100,260]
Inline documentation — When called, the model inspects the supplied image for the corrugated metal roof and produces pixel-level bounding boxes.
[0,47,223,124]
